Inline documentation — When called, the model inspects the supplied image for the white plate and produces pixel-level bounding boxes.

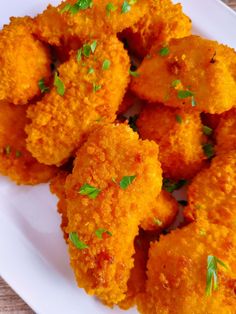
[0,1,236,313]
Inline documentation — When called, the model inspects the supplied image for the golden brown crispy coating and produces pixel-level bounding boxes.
[215,108,236,154]
[140,190,178,232]
[138,221,236,314]
[33,0,151,45]
[0,17,51,105]
[121,0,191,58]
[0,102,57,185]
[26,36,130,166]
[184,150,236,231]
[137,104,207,180]
[131,36,236,114]
[63,124,162,306]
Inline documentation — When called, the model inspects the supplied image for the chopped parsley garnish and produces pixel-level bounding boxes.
[69,232,89,250]
[163,178,188,193]
[191,96,197,107]
[5,145,11,155]
[61,0,93,14]
[15,150,22,158]
[120,175,136,190]
[88,67,95,74]
[38,78,50,94]
[83,44,92,57]
[177,90,194,99]
[202,143,215,159]
[206,255,228,296]
[172,79,181,87]
[93,83,102,92]
[203,125,213,136]
[102,59,111,70]
[106,2,117,15]
[121,1,131,13]
[175,114,182,124]
[95,228,112,239]
[79,183,101,199]
[129,70,140,77]
[153,218,163,227]
[54,72,65,96]
[90,40,97,53]
[77,41,97,62]
[159,47,170,57]
[77,48,82,62]
[178,200,188,206]
[128,115,139,132]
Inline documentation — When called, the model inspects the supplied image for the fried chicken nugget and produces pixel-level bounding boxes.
[215,109,236,154]
[120,0,191,58]
[63,124,162,306]
[0,17,51,105]
[33,0,151,46]
[137,221,236,314]
[131,36,236,113]
[184,150,236,231]
[137,104,206,180]
[0,102,57,185]
[140,190,178,232]
[26,36,130,166]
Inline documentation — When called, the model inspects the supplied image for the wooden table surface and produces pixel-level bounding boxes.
[0,1,236,313]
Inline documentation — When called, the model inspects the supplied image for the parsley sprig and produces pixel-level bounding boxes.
[206,255,228,296]
[54,72,65,96]
[38,78,50,94]
[77,41,97,62]
[69,232,89,250]
[79,183,101,199]
[120,175,136,190]
[95,228,112,239]
[61,0,93,14]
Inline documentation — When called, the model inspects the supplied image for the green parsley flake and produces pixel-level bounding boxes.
[121,1,131,13]
[206,255,228,296]
[15,150,22,158]
[54,72,65,96]
[38,78,50,94]
[159,47,170,57]
[5,145,11,156]
[83,44,92,57]
[202,143,215,159]
[128,115,139,133]
[120,175,136,190]
[102,59,111,70]
[153,218,163,227]
[77,48,82,62]
[69,232,89,250]
[191,96,197,107]
[95,228,112,239]
[163,178,188,193]
[90,40,97,53]
[129,70,140,77]
[172,79,181,87]
[203,125,213,136]
[93,83,102,92]
[79,183,101,199]
[106,2,117,15]
[61,0,93,15]
[175,114,182,124]
[177,90,194,99]
[77,41,97,61]
[88,67,95,74]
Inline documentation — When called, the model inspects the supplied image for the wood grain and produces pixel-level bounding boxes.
[0,0,236,313]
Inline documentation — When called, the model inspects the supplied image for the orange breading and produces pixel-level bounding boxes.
[137,104,207,180]
[121,0,191,58]
[131,35,236,114]
[0,17,51,105]
[0,102,57,185]
[50,171,69,239]
[33,0,151,46]
[26,36,130,166]
[63,124,162,306]
[184,150,236,231]
[215,108,236,154]
[140,190,178,231]
[137,221,236,314]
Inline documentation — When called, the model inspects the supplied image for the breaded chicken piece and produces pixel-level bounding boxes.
[0,17,51,105]
[50,171,69,239]
[137,104,206,180]
[131,36,236,113]
[33,0,151,46]
[120,0,191,58]
[0,102,57,185]
[215,108,236,154]
[137,221,236,314]
[140,190,178,232]
[26,36,130,166]
[184,150,236,231]
[63,124,162,306]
